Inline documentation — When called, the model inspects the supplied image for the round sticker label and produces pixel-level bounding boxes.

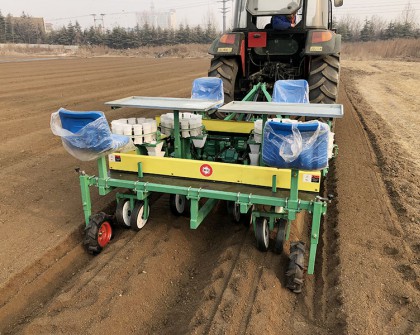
[200,164,213,177]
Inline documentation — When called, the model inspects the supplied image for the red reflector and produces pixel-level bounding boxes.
[220,34,236,44]
[312,31,333,43]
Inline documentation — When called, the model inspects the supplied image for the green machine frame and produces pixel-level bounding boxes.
[78,90,343,277]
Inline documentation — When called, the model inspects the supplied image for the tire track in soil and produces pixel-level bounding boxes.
[197,230,269,335]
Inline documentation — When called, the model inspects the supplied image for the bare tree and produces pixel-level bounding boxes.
[370,15,387,39]
[400,1,418,26]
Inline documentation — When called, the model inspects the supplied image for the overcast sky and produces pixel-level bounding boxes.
[0,0,418,30]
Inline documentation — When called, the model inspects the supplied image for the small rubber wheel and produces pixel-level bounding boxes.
[227,202,252,227]
[115,198,132,228]
[233,203,242,222]
[255,217,269,252]
[83,212,113,255]
[169,194,189,216]
[130,201,149,231]
[274,219,286,254]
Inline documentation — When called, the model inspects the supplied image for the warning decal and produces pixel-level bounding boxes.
[200,164,213,177]
[303,174,320,183]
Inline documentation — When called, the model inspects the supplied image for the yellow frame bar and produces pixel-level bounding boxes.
[155,116,254,134]
[202,119,254,133]
[108,153,321,193]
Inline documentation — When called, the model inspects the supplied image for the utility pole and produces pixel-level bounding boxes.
[91,14,97,28]
[217,0,230,33]
[100,14,105,33]
[91,14,105,32]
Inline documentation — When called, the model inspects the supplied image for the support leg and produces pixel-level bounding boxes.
[307,201,323,274]
[80,175,92,226]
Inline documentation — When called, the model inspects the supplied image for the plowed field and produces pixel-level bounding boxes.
[0,57,419,335]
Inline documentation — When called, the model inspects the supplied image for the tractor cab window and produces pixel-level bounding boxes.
[305,0,329,29]
[234,0,305,29]
[246,0,302,16]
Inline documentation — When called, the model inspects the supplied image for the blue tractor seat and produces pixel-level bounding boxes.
[272,80,309,103]
[262,121,329,170]
[56,108,129,154]
[191,77,224,107]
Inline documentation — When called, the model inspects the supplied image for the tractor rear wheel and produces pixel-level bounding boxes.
[308,54,340,104]
[208,57,239,119]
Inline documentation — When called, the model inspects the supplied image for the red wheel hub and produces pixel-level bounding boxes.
[97,221,112,248]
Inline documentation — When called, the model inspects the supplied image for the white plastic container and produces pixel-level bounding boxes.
[254,119,263,143]
[133,124,143,145]
[180,119,190,138]
[150,120,158,141]
[249,143,260,154]
[192,134,207,148]
[189,115,202,137]
[249,153,259,166]
[123,124,133,136]
[117,118,128,124]
[111,122,124,135]
[160,115,169,136]
[146,142,164,155]
[128,118,137,125]
[143,122,152,143]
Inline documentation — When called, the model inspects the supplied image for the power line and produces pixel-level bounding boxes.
[46,2,212,23]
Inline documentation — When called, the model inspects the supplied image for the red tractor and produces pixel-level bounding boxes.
[208,0,343,118]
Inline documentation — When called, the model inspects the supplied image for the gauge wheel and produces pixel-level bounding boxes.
[274,219,287,254]
[130,201,149,232]
[228,202,252,228]
[115,198,132,228]
[169,194,189,216]
[255,217,269,252]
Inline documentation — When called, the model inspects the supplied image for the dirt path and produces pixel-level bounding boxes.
[0,57,418,334]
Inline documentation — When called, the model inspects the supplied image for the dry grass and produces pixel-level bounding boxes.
[78,44,211,58]
[2,39,419,61]
[342,39,420,61]
[0,43,211,59]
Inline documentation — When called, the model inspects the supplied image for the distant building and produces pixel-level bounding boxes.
[11,16,46,34]
[44,22,53,33]
[136,8,176,29]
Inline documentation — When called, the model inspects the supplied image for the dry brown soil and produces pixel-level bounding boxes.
[0,57,419,334]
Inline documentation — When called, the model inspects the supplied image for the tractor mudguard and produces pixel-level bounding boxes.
[304,30,341,55]
[208,32,245,56]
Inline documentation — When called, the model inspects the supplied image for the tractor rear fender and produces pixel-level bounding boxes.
[304,30,341,55]
[209,32,246,75]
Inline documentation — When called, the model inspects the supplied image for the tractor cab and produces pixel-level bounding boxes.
[235,0,340,31]
[209,0,343,109]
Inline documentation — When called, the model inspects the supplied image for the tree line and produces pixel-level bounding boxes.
[0,8,418,48]
[335,16,419,42]
[0,11,218,48]
[335,2,419,42]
